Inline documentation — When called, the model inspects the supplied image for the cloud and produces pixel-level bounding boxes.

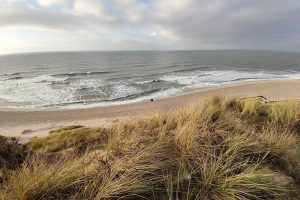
[37,0,71,7]
[0,0,300,54]
[73,0,105,17]
[0,2,86,30]
[152,0,300,49]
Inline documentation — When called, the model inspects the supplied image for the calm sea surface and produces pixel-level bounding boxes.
[0,50,299,109]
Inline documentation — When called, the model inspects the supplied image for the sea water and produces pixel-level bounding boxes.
[0,50,299,109]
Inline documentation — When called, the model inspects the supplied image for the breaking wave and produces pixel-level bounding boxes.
[0,50,300,109]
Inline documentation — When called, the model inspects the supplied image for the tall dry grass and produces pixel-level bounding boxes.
[1,97,300,200]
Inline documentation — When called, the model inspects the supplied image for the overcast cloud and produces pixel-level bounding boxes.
[0,0,299,54]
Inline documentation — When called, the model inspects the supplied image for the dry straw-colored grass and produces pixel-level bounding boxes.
[1,97,300,200]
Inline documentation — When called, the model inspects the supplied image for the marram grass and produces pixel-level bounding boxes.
[1,97,300,200]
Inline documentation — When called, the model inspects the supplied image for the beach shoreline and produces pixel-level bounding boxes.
[1,79,300,142]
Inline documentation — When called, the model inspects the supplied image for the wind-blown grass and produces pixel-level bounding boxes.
[1,97,300,199]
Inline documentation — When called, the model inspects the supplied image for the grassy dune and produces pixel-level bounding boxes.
[1,97,300,200]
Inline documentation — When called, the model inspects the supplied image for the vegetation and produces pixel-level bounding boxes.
[1,97,300,200]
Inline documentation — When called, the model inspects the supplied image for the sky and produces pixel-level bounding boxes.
[0,0,300,54]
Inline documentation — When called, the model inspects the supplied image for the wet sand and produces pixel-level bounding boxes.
[1,79,299,142]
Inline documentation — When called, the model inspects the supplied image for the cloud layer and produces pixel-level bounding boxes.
[0,0,300,54]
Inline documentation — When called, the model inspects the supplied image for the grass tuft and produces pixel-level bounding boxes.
[1,97,300,199]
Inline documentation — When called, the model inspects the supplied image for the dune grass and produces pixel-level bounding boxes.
[1,97,300,199]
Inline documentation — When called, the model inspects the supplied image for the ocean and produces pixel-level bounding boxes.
[0,50,299,109]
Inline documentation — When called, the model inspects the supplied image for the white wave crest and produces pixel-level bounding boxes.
[160,70,298,89]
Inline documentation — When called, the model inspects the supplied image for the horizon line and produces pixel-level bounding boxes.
[1,49,299,57]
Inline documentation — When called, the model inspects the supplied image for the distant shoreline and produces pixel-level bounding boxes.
[0,79,299,142]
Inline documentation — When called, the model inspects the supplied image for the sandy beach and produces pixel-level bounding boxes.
[1,79,299,142]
